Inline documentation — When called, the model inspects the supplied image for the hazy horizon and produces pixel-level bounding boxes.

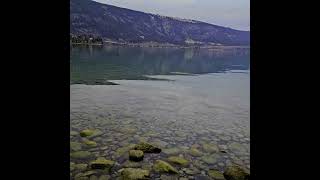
[94,0,250,31]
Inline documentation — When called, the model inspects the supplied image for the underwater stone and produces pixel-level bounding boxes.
[223,165,250,180]
[168,156,189,166]
[70,151,92,159]
[121,168,150,180]
[153,160,179,174]
[134,142,161,153]
[90,157,115,170]
[208,170,225,180]
[71,142,83,151]
[129,150,144,161]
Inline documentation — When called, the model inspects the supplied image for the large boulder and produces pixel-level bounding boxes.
[153,160,179,174]
[134,142,161,153]
[120,168,150,180]
[223,165,250,180]
[129,150,144,161]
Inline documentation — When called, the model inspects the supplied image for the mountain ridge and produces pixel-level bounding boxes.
[70,0,250,46]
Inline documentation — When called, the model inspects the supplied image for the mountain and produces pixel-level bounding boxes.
[70,0,250,46]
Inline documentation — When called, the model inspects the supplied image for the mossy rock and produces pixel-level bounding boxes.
[134,142,161,153]
[153,160,179,174]
[98,175,110,180]
[71,142,82,151]
[71,151,92,159]
[80,129,95,137]
[201,154,220,165]
[129,150,144,161]
[90,157,115,170]
[163,148,180,155]
[71,131,79,136]
[208,170,226,180]
[70,162,76,171]
[121,168,150,180]
[84,140,98,147]
[223,165,250,180]
[75,163,88,171]
[122,160,142,168]
[202,143,219,153]
[189,148,203,157]
[116,144,137,157]
[80,129,103,138]
[167,156,189,166]
[75,171,97,180]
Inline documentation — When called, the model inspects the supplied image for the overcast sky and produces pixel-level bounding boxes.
[94,0,250,31]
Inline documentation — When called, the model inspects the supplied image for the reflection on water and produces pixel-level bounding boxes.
[70,45,250,179]
[70,45,250,84]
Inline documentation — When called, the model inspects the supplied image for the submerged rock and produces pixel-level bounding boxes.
[189,148,203,157]
[163,148,180,155]
[223,165,250,180]
[160,175,179,180]
[202,143,219,153]
[75,163,88,171]
[129,150,144,161]
[228,143,248,155]
[122,160,142,168]
[168,156,189,166]
[153,160,179,174]
[116,144,137,157]
[90,157,115,170]
[120,168,150,180]
[80,129,103,138]
[71,151,92,159]
[134,142,161,153]
[201,154,220,165]
[71,142,82,151]
[84,140,98,147]
[208,170,225,180]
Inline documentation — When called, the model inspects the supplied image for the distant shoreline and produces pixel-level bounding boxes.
[70,42,250,49]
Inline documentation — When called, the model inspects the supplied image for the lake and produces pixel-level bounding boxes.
[70,45,250,179]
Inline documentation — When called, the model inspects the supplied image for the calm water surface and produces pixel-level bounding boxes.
[70,45,250,179]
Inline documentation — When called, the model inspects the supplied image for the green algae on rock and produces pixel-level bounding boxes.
[84,140,98,147]
[75,163,88,171]
[134,142,161,153]
[153,160,179,174]
[80,129,103,138]
[90,157,115,170]
[208,169,225,180]
[129,150,144,161]
[167,156,189,166]
[201,154,220,165]
[116,144,137,157]
[121,168,150,180]
[71,151,92,159]
[71,162,76,171]
[122,160,142,168]
[223,165,250,180]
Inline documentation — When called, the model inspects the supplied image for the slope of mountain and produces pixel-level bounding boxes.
[70,0,250,46]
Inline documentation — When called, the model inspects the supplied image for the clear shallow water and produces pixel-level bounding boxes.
[70,46,250,179]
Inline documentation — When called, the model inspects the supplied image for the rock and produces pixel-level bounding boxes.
[179,178,188,180]
[75,164,88,171]
[71,131,79,136]
[129,150,144,161]
[80,129,103,138]
[134,142,161,153]
[160,175,179,180]
[71,151,92,159]
[168,156,189,166]
[228,143,248,155]
[153,160,179,174]
[84,140,98,147]
[80,129,95,137]
[71,142,82,151]
[194,175,212,180]
[201,154,221,165]
[90,175,98,180]
[202,143,219,153]
[98,175,110,180]
[208,170,225,180]
[70,162,76,171]
[90,157,115,170]
[183,168,200,175]
[189,148,203,157]
[122,160,142,168]
[223,165,250,180]
[121,168,150,180]
[116,144,137,157]
[163,148,180,155]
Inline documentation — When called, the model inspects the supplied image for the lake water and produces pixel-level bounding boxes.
[70,45,250,179]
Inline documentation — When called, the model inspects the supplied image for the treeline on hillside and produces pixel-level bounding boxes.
[70,34,103,44]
